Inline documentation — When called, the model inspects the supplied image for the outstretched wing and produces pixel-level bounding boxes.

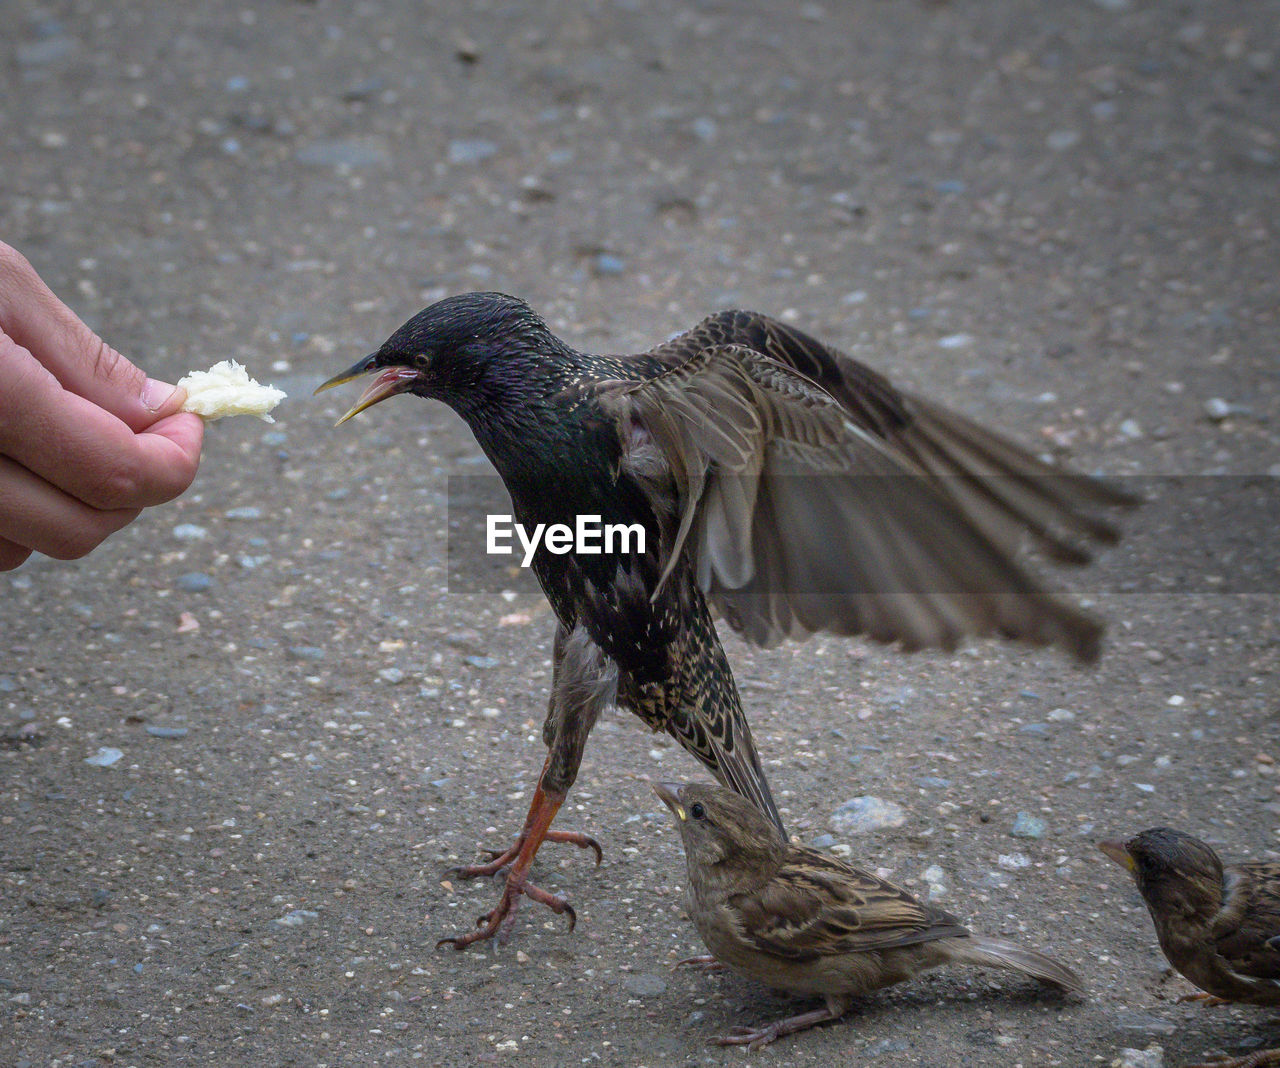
[731,846,969,961]
[597,313,1132,659]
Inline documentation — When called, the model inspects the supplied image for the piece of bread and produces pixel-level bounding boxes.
[177,360,286,423]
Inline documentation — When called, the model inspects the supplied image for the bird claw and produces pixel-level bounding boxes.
[1178,992,1230,1006]
[435,874,578,951]
[447,829,603,882]
[673,954,726,973]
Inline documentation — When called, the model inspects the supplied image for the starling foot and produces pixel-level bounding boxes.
[437,777,599,950]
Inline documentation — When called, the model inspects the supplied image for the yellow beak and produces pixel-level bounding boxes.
[315,354,420,425]
[1098,840,1136,872]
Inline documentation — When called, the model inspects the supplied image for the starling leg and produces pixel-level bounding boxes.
[445,755,602,881]
[437,624,615,951]
[714,1002,847,1051]
[437,775,586,950]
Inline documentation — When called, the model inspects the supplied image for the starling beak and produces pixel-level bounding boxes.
[314,354,421,425]
[1101,828,1280,1068]
[658,782,1082,1050]
[321,291,1134,949]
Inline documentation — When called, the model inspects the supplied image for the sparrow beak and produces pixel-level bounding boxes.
[1098,840,1136,872]
[652,782,686,821]
[315,354,420,425]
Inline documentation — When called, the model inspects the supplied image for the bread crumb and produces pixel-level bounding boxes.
[178,360,286,422]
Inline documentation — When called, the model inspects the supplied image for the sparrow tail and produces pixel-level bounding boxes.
[947,936,1085,994]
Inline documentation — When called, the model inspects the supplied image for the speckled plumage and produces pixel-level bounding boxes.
[319,291,1132,947]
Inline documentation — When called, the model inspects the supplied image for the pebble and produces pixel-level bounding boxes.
[447,138,498,165]
[145,726,189,739]
[464,655,499,669]
[1047,707,1076,722]
[172,524,208,541]
[225,506,263,520]
[997,852,1031,870]
[1110,1044,1165,1068]
[937,333,972,349]
[1019,722,1052,738]
[177,572,213,593]
[621,972,667,997]
[810,833,838,849]
[273,909,319,927]
[830,796,906,834]
[296,138,392,169]
[0,675,15,693]
[593,253,626,276]
[377,667,406,684]
[1118,419,1143,440]
[85,747,124,767]
[1114,1012,1177,1038]
[1204,397,1250,421]
[288,646,327,661]
[1010,812,1047,839]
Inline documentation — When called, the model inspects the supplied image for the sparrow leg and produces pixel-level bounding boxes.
[674,954,727,973]
[1186,1050,1280,1068]
[437,625,614,950]
[714,999,849,1051]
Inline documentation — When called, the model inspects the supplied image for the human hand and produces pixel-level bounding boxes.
[0,241,204,571]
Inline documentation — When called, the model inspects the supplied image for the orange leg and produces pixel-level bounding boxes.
[1179,992,1231,1007]
[437,761,601,951]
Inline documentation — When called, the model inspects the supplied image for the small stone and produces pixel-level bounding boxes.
[447,138,497,165]
[85,747,123,767]
[1111,1043,1165,1068]
[176,572,213,593]
[145,726,189,739]
[998,852,1031,870]
[172,524,208,541]
[1019,723,1052,738]
[273,909,319,927]
[296,138,392,169]
[225,506,263,520]
[1116,1009,1172,1034]
[1047,708,1076,722]
[937,333,972,349]
[288,646,327,662]
[830,796,907,835]
[1118,419,1143,440]
[377,667,406,684]
[464,655,499,669]
[810,833,837,849]
[593,253,626,276]
[1010,812,1047,839]
[1047,129,1081,150]
[621,972,667,997]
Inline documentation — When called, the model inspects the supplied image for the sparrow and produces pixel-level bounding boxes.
[1101,828,1280,1068]
[318,292,1131,948]
[655,780,1083,1048]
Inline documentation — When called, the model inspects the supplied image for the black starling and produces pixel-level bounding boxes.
[1101,829,1280,1068]
[655,781,1082,1049]
[318,292,1131,949]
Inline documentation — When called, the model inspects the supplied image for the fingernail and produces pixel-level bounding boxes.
[142,378,179,412]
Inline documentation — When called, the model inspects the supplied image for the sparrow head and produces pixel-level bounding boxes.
[653,781,785,891]
[1099,827,1225,919]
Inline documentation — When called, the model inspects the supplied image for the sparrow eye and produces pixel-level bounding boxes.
[689,802,706,820]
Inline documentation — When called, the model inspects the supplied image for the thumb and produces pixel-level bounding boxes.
[0,242,183,431]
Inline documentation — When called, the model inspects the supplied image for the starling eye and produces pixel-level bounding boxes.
[689,802,706,820]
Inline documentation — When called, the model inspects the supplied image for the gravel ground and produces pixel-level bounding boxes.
[3,2,1278,1066]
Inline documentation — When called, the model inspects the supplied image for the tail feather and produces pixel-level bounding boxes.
[946,935,1085,995]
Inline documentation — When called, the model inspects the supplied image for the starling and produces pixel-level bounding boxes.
[654,781,1082,1049]
[1101,829,1280,1068]
[318,292,1131,949]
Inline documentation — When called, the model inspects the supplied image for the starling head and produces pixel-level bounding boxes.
[316,292,560,422]
[1099,827,1225,919]
[653,781,785,894]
